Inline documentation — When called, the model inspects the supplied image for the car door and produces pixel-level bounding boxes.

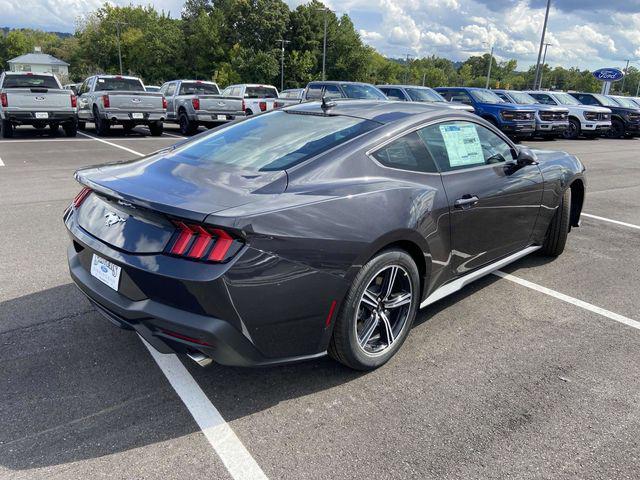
[164,82,178,119]
[77,77,93,120]
[418,120,543,274]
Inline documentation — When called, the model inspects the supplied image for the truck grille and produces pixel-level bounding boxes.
[514,111,534,121]
[628,113,640,123]
[539,111,568,121]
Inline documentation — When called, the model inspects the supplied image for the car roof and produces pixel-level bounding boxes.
[284,100,475,124]
[377,85,434,89]
[308,81,376,86]
[4,71,56,76]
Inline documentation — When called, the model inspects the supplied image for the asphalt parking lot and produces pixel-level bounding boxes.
[1,124,639,480]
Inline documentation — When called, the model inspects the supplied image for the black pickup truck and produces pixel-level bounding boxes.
[569,92,640,138]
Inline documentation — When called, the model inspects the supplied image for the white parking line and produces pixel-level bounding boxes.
[494,271,640,331]
[581,213,640,231]
[141,338,269,480]
[78,132,144,157]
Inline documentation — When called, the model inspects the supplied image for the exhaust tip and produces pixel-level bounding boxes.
[187,351,213,367]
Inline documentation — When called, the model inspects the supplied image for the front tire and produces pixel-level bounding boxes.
[563,118,580,139]
[607,118,624,139]
[541,188,571,257]
[329,249,420,370]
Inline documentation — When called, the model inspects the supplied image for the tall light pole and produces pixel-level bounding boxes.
[277,39,291,91]
[404,53,413,84]
[539,43,551,89]
[620,59,630,93]
[533,0,551,89]
[316,7,331,81]
[114,21,128,75]
[485,45,494,89]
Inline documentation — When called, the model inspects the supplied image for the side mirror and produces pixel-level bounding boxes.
[515,147,538,167]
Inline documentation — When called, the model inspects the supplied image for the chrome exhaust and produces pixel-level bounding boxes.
[187,351,213,367]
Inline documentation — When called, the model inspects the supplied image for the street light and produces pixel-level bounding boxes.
[277,39,291,91]
[484,44,494,89]
[315,7,332,81]
[539,43,551,89]
[404,53,413,84]
[114,21,128,75]
[620,59,630,93]
[533,0,551,89]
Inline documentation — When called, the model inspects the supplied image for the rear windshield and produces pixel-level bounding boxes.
[2,74,59,89]
[180,82,220,95]
[96,77,144,92]
[168,110,379,171]
[470,89,504,104]
[245,86,278,98]
[406,87,445,102]
[341,84,387,100]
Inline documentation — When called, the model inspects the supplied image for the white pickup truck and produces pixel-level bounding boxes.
[161,80,245,135]
[220,84,279,115]
[77,75,166,136]
[0,72,77,138]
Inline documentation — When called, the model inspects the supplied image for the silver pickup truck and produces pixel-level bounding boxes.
[0,72,77,138]
[161,80,244,135]
[77,75,166,136]
[220,84,279,115]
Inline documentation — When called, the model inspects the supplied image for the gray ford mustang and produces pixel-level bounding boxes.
[64,100,586,370]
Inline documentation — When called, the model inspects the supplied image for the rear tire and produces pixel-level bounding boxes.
[122,121,135,134]
[63,121,78,137]
[94,107,110,136]
[49,123,59,136]
[178,112,198,135]
[78,121,86,131]
[541,188,571,257]
[328,249,420,370]
[1,119,13,138]
[148,121,163,136]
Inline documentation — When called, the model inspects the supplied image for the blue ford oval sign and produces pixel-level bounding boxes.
[592,68,625,82]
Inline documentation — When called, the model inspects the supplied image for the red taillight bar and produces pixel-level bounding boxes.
[168,222,239,262]
[162,96,167,109]
[170,222,195,255]
[1,93,7,108]
[102,94,110,108]
[192,97,200,110]
[71,94,77,108]
[208,229,233,261]
[187,225,213,259]
[259,101,267,112]
[73,187,92,208]
[241,99,245,111]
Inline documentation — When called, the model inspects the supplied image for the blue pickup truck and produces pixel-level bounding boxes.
[493,89,569,139]
[435,87,536,139]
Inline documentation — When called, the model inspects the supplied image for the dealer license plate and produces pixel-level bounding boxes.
[90,254,121,291]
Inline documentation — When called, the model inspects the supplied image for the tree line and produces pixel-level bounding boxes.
[1,0,638,95]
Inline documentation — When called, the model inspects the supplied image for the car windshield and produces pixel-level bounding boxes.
[506,91,537,104]
[612,96,638,109]
[96,77,144,91]
[553,93,581,105]
[180,82,220,95]
[168,111,380,171]
[592,94,619,107]
[470,89,504,104]
[341,84,387,100]
[245,86,278,98]
[3,74,59,89]
[406,88,445,102]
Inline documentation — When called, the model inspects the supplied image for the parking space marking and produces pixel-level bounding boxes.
[141,338,269,480]
[494,271,640,331]
[161,131,186,139]
[78,132,145,157]
[582,213,640,231]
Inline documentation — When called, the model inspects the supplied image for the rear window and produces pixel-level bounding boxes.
[406,87,446,103]
[168,110,379,171]
[180,82,220,95]
[96,77,144,92]
[245,86,278,98]
[341,84,387,100]
[2,74,59,89]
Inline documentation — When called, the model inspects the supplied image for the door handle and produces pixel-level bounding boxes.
[454,195,479,209]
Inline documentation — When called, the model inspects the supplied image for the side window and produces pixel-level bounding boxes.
[495,92,510,102]
[305,84,323,100]
[324,84,343,99]
[418,121,515,172]
[78,79,89,95]
[371,132,438,173]
[576,94,595,105]
[88,77,96,92]
[530,93,555,105]
[166,83,177,96]
[231,86,242,97]
[382,88,406,101]
[450,91,473,105]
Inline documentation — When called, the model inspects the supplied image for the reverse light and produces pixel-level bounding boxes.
[71,94,77,108]
[1,93,7,108]
[72,187,92,208]
[167,221,241,263]
[102,94,110,108]
[192,98,200,110]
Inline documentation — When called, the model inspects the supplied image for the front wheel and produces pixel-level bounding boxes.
[541,188,571,257]
[606,119,624,139]
[329,249,420,370]
[563,118,580,139]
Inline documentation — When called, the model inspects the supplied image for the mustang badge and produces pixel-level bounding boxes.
[105,211,126,227]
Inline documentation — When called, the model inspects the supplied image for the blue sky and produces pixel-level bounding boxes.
[1,0,639,70]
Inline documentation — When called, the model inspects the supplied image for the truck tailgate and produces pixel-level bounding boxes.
[104,91,164,111]
[4,88,74,111]
[198,95,244,114]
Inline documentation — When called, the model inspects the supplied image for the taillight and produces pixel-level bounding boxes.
[0,93,7,108]
[72,187,92,208]
[102,94,110,108]
[162,97,167,109]
[259,101,267,112]
[192,98,200,110]
[71,94,77,108]
[242,99,246,111]
[167,221,241,263]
